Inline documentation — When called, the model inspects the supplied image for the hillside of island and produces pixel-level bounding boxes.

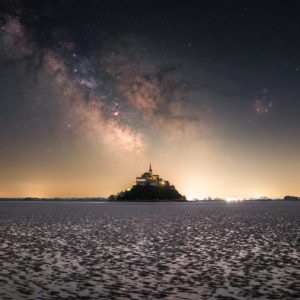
[109,164,186,202]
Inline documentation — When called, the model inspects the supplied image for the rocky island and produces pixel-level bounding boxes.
[109,164,186,201]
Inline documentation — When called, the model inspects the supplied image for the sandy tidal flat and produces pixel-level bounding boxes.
[0,201,299,299]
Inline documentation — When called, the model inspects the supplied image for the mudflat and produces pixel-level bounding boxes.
[0,201,299,299]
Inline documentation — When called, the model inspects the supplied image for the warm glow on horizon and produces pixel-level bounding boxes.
[1,155,298,199]
[1,132,299,199]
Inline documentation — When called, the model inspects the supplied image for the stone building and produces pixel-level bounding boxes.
[135,163,169,186]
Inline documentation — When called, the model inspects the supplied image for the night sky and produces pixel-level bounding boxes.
[0,0,299,199]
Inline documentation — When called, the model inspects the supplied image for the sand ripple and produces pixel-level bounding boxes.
[0,201,299,299]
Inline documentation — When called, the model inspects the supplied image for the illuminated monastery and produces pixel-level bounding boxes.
[135,163,169,187]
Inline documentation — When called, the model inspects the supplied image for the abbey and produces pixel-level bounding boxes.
[135,163,169,187]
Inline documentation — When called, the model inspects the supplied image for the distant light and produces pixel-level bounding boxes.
[113,111,119,116]
[225,197,243,202]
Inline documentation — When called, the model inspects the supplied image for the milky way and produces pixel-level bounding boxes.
[1,1,300,198]
[1,13,207,149]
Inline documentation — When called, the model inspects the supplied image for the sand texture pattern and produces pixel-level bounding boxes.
[0,201,299,299]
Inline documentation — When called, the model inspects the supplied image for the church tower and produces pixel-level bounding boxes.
[149,162,152,176]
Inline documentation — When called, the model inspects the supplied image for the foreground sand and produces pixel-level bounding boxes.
[0,201,299,299]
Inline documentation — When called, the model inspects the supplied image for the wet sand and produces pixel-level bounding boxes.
[0,201,299,299]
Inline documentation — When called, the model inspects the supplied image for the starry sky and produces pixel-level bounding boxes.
[0,0,299,199]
